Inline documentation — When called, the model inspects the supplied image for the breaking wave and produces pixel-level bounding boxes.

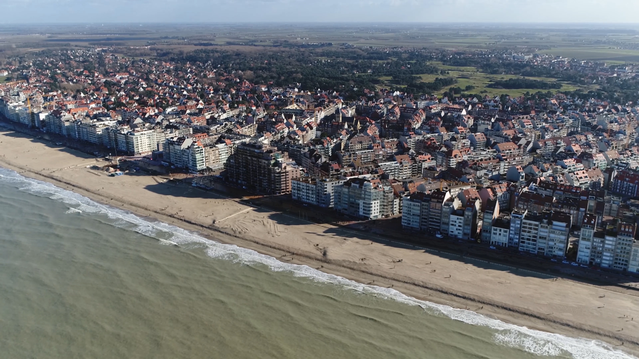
[0,166,634,359]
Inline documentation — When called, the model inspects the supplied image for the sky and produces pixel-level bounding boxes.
[2,0,639,24]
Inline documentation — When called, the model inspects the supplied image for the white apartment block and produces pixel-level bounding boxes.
[126,130,157,155]
[519,217,540,254]
[628,244,639,273]
[578,217,637,271]
[576,214,597,264]
[292,178,318,206]
[545,213,571,257]
[517,211,570,257]
[335,178,397,220]
[449,210,464,239]
[401,196,422,230]
[490,224,510,247]
[566,170,590,189]
[292,178,344,208]
[317,178,344,208]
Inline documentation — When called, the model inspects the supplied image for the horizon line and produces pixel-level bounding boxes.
[1,22,639,26]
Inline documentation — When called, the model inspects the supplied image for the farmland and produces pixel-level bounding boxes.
[537,47,639,62]
[1,23,638,100]
[379,62,593,97]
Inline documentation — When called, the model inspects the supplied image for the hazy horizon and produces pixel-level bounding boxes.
[3,0,639,25]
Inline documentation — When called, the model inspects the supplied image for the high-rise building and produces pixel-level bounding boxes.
[518,211,571,257]
[576,214,598,265]
[481,199,500,242]
[335,178,399,220]
[509,209,526,248]
[400,190,451,233]
[291,177,345,208]
[490,218,511,247]
[226,142,301,195]
[578,217,637,271]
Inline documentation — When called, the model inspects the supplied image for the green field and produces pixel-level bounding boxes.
[538,47,639,62]
[0,76,6,83]
[379,63,592,97]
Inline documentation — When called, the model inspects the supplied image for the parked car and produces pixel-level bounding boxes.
[435,232,443,239]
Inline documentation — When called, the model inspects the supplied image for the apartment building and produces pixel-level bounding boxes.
[566,170,591,189]
[611,222,635,271]
[292,177,345,208]
[509,209,526,248]
[440,197,461,235]
[490,218,511,247]
[576,214,598,265]
[481,199,500,242]
[125,130,157,155]
[292,177,318,206]
[545,212,572,258]
[401,192,423,230]
[611,169,639,198]
[448,209,465,239]
[401,190,452,232]
[226,142,301,195]
[629,241,639,274]
[577,217,637,271]
[519,213,542,254]
[334,178,398,220]
[517,211,571,257]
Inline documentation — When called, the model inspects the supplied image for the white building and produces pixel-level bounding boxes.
[566,170,591,189]
[292,178,319,206]
[578,217,636,271]
[490,219,510,247]
[576,214,597,264]
[335,178,398,220]
[517,211,570,257]
[402,195,423,230]
[519,214,541,254]
[448,209,465,239]
[545,212,572,257]
[292,177,345,208]
[317,178,345,208]
[126,130,157,155]
[628,243,639,273]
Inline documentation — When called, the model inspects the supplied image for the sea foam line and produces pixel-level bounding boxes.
[0,166,634,359]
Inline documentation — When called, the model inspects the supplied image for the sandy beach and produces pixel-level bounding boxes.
[1,127,638,354]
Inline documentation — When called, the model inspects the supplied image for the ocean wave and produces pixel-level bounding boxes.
[0,166,634,359]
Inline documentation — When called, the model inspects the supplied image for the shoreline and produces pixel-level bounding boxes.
[0,127,638,356]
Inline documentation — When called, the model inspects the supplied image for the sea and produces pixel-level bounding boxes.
[0,166,634,359]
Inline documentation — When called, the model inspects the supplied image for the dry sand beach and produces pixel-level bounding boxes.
[1,128,638,355]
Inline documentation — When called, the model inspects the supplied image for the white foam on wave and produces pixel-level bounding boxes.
[65,207,82,214]
[0,166,634,359]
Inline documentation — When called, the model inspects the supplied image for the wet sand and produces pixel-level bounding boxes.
[0,128,638,355]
